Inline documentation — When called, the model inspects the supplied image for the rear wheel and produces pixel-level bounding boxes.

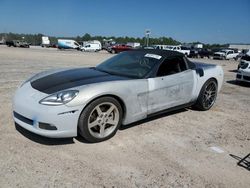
[194,79,218,111]
[78,97,123,142]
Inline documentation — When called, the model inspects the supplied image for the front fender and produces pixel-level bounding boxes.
[66,79,149,125]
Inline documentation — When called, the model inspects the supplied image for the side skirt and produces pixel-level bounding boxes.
[147,101,196,118]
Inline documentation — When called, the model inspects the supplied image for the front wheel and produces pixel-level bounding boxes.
[194,79,218,111]
[78,97,123,142]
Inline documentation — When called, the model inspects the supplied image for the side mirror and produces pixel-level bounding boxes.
[196,68,204,77]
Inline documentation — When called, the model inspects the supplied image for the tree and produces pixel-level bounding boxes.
[82,33,91,41]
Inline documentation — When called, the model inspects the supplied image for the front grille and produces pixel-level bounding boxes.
[214,54,221,57]
[243,75,250,81]
[236,74,241,79]
[13,112,33,125]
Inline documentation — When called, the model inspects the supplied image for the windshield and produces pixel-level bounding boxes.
[96,51,161,78]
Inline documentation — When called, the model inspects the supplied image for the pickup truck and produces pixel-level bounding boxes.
[167,46,190,56]
[189,48,214,58]
[6,40,30,48]
[213,49,239,60]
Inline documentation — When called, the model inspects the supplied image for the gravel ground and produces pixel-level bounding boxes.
[0,45,249,188]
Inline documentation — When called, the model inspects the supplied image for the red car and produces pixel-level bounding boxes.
[109,44,132,54]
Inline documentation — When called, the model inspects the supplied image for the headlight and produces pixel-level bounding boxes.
[39,90,79,106]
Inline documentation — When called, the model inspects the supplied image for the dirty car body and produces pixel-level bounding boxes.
[13,49,224,142]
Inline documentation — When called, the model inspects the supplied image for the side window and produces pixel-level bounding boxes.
[228,51,233,55]
[156,57,187,77]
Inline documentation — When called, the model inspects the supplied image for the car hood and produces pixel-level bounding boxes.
[30,67,131,94]
[238,68,250,73]
[214,52,225,55]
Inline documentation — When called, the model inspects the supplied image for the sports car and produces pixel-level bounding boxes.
[13,50,224,142]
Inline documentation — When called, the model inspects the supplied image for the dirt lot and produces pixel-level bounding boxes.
[0,45,249,188]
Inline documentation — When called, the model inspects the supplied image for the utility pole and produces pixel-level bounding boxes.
[145,29,151,47]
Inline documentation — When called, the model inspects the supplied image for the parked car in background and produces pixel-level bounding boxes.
[102,39,116,51]
[127,42,141,48]
[235,49,249,61]
[81,43,101,52]
[6,40,15,47]
[213,49,239,60]
[6,40,30,48]
[152,45,170,50]
[189,48,213,58]
[57,39,81,50]
[167,45,190,56]
[108,44,132,54]
[236,52,250,83]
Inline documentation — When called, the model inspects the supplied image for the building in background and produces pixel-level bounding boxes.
[229,44,250,51]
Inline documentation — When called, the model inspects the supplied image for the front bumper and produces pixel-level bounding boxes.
[13,83,83,138]
[236,70,250,83]
[213,55,224,60]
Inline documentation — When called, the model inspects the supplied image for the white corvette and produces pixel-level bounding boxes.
[13,50,224,142]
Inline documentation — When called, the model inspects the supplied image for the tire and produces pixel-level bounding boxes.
[78,97,123,143]
[111,49,116,54]
[194,79,218,111]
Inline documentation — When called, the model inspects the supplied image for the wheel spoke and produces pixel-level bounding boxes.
[89,119,99,128]
[100,125,105,137]
[95,106,102,116]
[106,105,115,116]
[210,84,215,91]
[107,118,118,125]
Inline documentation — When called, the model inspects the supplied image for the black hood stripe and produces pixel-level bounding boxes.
[31,68,131,94]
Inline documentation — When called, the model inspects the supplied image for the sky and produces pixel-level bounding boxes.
[0,0,250,44]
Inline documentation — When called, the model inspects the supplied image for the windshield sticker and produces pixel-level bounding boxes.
[145,53,162,60]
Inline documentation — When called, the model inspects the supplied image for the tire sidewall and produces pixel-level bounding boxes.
[78,97,123,143]
[197,79,218,111]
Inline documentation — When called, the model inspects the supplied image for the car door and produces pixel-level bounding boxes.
[147,56,196,114]
[226,51,233,59]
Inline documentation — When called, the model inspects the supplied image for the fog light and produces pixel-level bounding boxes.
[39,122,57,130]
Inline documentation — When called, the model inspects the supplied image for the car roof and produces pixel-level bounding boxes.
[130,49,184,58]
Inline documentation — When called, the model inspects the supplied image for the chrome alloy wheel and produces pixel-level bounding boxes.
[202,82,217,109]
[87,102,119,139]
